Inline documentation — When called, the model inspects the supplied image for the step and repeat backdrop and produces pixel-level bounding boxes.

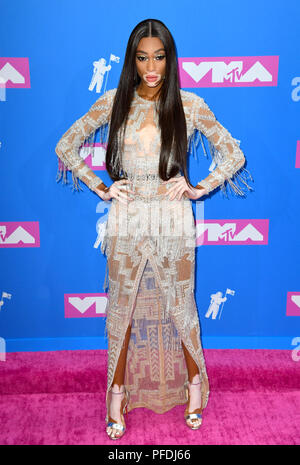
[1,0,299,355]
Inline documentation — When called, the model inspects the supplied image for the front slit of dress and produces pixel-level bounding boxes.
[105,239,210,416]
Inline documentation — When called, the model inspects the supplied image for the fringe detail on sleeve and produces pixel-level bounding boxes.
[55,158,85,192]
[207,138,255,199]
[188,129,209,161]
[55,123,109,193]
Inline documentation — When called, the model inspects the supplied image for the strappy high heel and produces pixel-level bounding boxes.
[105,386,129,440]
[184,380,203,430]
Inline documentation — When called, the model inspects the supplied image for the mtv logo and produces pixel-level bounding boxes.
[64,293,108,318]
[286,292,300,316]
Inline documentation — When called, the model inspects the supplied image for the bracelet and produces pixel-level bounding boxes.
[95,182,110,193]
[194,181,211,194]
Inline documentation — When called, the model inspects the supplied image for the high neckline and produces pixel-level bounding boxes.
[134,88,157,104]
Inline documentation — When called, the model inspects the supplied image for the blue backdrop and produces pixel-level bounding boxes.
[1,0,299,352]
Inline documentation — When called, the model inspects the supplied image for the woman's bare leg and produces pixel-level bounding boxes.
[106,324,131,438]
[181,341,202,427]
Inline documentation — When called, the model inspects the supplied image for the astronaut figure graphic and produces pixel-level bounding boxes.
[205,291,227,320]
[88,58,112,94]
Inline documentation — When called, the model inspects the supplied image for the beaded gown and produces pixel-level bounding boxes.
[55,86,253,417]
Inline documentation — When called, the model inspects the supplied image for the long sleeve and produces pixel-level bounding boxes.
[55,88,117,193]
[190,93,254,197]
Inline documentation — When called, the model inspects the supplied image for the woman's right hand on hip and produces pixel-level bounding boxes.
[99,179,135,205]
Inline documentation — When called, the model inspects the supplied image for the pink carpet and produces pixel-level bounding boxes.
[0,349,299,445]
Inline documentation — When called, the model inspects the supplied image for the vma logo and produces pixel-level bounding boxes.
[179,56,279,87]
[286,292,300,317]
[64,293,108,318]
[196,219,269,245]
[0,222,40,248]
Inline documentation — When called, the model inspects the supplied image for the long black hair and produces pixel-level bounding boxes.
[106,18,193,188]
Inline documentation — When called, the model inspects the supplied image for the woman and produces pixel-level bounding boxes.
[55,19,253,440]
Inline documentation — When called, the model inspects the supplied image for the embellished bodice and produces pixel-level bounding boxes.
[121,89,184,199]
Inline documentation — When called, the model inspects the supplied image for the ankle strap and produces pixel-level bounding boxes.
[111,390,125,395]
[190,382,200,385]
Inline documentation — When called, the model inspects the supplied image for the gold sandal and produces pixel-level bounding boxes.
[105,387,129,440]
[184,381,203,430]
